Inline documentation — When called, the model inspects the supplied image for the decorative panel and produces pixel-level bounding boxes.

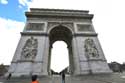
[26,23,45,31]
[77,24,92,32]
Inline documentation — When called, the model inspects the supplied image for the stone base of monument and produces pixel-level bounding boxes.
[66,73,125,83]
[1,73,125,83]
[1,75,61,83]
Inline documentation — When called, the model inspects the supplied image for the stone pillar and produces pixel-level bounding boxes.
[68,45,74,75]
[7,33,50,77]
[72,37,81,75]
[73,34,112,75]
[40,36,50,76]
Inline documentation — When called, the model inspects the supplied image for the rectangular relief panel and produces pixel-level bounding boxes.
[74,23,94,33]
[25,23,45,31]
[77,24,92,31]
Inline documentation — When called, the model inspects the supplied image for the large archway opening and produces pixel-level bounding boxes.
[48,25,73,75]
[50,41,69,73]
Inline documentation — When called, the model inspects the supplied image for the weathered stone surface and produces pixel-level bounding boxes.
[1,73,125,83]
[7,8,111,77]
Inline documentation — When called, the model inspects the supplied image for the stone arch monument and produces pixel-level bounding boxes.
[8,8,111,77]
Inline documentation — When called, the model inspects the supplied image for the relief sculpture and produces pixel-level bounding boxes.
[84,38,99,58]
[21,36,38,60]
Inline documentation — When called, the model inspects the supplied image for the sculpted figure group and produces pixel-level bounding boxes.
[84,38,99,58]
[21,36,38,60]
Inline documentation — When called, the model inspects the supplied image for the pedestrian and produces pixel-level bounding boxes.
[62,72,65,83]
[31,75,39,83]
[7,73,11,80]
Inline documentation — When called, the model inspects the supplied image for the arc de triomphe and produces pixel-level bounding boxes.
[8,8,111,77]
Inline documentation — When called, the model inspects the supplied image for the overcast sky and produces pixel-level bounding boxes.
[0,0,125,72]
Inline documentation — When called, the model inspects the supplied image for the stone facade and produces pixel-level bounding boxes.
[7,8,112,77]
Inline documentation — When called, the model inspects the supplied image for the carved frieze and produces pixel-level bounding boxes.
[47,22,74,32]
[84,38,99,59]
[47,22,59,31]
[62,23,74,31]
[21,36,38,60]
[77,24,93,32]
[26,23,45,31]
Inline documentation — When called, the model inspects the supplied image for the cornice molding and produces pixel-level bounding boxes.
[21,32,48,36]
[25,8,93,19]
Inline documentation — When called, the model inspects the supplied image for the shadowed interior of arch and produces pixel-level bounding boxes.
[48,25,74,75]
[50,41,69,73]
